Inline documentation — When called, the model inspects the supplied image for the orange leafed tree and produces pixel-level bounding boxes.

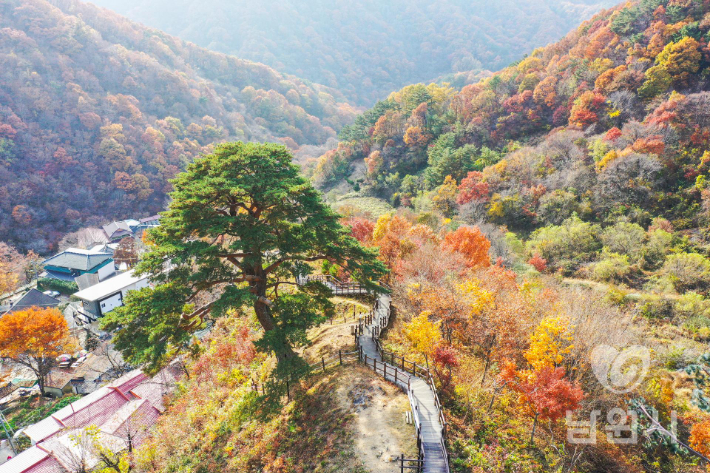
[569,91,606,128]
[528,254,547,272]
[501,362,585,444]
[689,417,710,460]
[443,226,491,268]
[0,307,76,395]
[372,214,413,273]
[0,260,19,296]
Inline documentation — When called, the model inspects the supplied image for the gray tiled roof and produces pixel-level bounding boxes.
[43,250,112,271]
[103,221,133,238]
[139,215,160,224]
[6,289,60,313]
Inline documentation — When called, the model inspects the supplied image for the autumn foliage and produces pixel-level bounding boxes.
[689,417,710,460]
[343,217,375,244]
[501,363,584,441]
[456,171,490,204]
[0,0,356,251]
[443,226,491,268]
[528,254,547,272]
[0,307,76,394]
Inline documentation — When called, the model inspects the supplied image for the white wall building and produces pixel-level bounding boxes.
[73,270,149,317]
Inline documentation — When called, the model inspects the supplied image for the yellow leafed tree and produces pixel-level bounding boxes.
[524,315,574,373]
[403,311,442,357]
[456,279,495,317]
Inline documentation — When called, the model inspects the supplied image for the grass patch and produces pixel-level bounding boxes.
[334,195,393,218]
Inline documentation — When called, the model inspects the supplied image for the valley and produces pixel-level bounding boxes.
[2,0,710,472]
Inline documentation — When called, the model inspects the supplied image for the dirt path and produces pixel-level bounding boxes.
[336,366,418,471]
[298,301,417,472]
[302,297,371,363]
[562,277,683,300]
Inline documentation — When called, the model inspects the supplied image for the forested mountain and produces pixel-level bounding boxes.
[314,0,710,236]
[0,0,356,252]
[88,0,615,105]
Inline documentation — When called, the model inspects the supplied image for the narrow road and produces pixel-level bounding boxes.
[359,293,449,473]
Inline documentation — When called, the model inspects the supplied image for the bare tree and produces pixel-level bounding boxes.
[78,228,109,249]
[113,238,139,269]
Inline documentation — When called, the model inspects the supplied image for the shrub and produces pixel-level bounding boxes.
[591,252,632,282]
[683,316,710,340]
[600,222,645,256]
[526,216,602,267]
[640,229,673,270]
[504,232,525,256]
[661,346,690,370]
[605,287,630,306]
[661,253,710,294]
[638,295,675,320]
[528,254,547,272]
[37,278,79,295]
[675,292,710,320]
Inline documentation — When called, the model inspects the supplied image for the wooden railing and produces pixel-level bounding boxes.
[359,295,450,472]
[250,348,360,401]
[374,341,449,441]
[360,350,412,386]
[398,454,424,471]
[270,276,448,471]
[299,274,371,295]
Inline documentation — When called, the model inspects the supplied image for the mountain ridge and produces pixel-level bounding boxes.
[312,0,710,237]
[87,0,617,105]
[0,0,356,252]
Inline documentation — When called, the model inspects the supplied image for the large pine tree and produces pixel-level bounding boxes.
[102,142,387,372]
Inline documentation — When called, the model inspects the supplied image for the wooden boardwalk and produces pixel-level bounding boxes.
[297,275,450,472]
[359,294,450,473]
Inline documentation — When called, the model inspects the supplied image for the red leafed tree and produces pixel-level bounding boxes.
[443,226,491,268]
[433,344,459,392]
[0,124,17,138]
[457,171,490,204]
[569,91,606,128]
[501,362,585,444]
[604,127,622,141]
[343,217,375,244]
[528,254,547,272]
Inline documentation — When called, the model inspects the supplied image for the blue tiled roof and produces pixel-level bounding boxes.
[43,250,112,271]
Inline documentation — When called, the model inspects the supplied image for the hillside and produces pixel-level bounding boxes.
[5,0,710,472]
[88,0,615,105]
[313,0,710,237]
[0,0,356,252]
